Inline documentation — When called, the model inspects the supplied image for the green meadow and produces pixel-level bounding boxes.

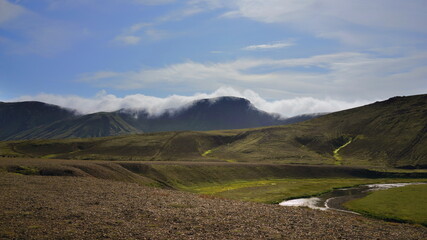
[179,178,427,204]
[345,184,427,226]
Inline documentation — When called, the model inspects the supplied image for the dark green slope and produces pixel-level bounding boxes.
[0,101,141,140]
[0,101,76,140]
[11,112,142,140]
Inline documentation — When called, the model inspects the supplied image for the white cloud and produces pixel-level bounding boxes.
[243,40,295,51]
[12,87,369,117]
[79,51,427,100]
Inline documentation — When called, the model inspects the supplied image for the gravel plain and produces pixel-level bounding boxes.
[1,173,426,240]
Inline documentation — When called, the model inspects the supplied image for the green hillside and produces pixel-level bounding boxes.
[1,94,426,168]
[210,94,427,168]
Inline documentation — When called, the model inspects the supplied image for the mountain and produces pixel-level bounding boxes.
[11,112,142,140]
[0,101,76,140]
[0,97,320,140]
[120,97,295,132]
[2,94,425,168]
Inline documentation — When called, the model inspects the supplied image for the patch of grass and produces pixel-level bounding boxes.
[7,166,39,175]
[180,178,427,204]
[202,149,212,157]
[344,184,427,226]
[333,137,353,164]
[0,142,24,158]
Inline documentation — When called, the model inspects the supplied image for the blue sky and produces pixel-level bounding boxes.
[1,0,426,116]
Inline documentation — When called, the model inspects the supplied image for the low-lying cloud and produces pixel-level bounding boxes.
[13,87,370,118]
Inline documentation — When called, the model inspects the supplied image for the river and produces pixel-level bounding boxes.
[279,182,425,214]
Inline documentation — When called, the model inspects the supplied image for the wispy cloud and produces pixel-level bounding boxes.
[0,0,26,24]
[79,51,427,100]
[113,0,223,46]
[132,0,176,5]
[113,28,170,45]
[210,50,223,54]
[217,0,427,46]
[44,0,176,9]
[243,40,295,51]
[114,35,141,45]
[12,87,369,117]
[0,0,88,56]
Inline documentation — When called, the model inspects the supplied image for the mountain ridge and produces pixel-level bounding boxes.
[0,97,321,140]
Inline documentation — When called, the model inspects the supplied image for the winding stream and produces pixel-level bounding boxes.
[279,183,425,214]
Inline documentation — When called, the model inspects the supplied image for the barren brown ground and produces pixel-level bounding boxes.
[1,172,426,240]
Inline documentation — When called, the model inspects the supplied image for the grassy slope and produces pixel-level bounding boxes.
[344,184,427,226]
[1,158,426,204]
[210,94,427,167]
[0,131,236,161]
[0,94,426,168]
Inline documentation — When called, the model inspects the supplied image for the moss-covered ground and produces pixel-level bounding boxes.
[179,178,427,203]
[344,184,427,226]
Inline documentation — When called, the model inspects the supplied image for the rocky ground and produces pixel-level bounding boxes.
[1,173,426,240]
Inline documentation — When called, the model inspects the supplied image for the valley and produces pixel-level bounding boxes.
[2,94,426,168]
[0,94,426,239]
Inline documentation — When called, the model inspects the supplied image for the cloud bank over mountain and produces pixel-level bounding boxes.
[13,88,369,118]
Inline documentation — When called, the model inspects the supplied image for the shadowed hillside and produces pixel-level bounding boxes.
[0,101,76,140]
[121,97,284,132]
[1,94,426,168]
[10,112,142,140]
[1,97,319,140]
